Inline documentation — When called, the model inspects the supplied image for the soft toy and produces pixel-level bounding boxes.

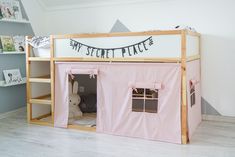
[69,81,83,120]
[79,93,97,113]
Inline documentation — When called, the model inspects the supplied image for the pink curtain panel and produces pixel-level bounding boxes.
[186,60,202,140]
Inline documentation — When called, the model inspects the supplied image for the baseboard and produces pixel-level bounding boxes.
[0,107,26,119]
[202,114,235,123]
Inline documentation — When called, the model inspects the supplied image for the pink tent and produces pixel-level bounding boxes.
[26,30,201,144]
[54,61,198,144]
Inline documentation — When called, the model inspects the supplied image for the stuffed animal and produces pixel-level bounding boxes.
[79,93,97,113]
[69,81,83,119]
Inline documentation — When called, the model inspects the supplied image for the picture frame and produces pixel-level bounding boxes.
[3,69,23,85]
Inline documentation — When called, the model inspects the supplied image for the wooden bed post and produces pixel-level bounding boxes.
[181,30,188,144]
[50,35,55,125]
[26,36,32,123]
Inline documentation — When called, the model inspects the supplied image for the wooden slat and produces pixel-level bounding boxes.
[186,54,200,62]
[29,78,51,83]
[32,113,51,120]
[30,94,51,105]
[34,94,51,99]
[50,35,55,124]
[30,99,51,105]
[52,30,182,39]
[68,125,96,132]
[33,75,50,79]
[25,36,32,123]
[27,103,32,122]
[185,30,201,37]
[29,57,50,61]
[53,57,181,63]
[181,30,189,144]
[29,75,51,83]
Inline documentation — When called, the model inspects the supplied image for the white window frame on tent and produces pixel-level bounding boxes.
[190,85,196,107]
[132,88,158,113]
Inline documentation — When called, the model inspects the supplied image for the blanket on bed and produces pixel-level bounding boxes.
[28,36,50,48]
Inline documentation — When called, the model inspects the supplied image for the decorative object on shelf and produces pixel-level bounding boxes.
[13,35,25,51]
[0,2,3,19]
[0,35,15,51]
[0,35,25,53]
[0,0,22,20]
[11,0,22,20]
[0,77,26,87]
[0,0,15,19]
[3,68,22,85]
[69,36,154,58]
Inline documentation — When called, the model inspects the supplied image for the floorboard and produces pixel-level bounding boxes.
[0,108,235,157]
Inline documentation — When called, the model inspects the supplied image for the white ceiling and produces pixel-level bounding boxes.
[37,0,165,11]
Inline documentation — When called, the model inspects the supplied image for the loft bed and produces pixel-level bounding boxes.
[26,30,201,144]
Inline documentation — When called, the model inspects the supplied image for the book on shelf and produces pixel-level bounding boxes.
[0,0,22,20]
[0,35,25,52]
[11,0,22,20]
[0,0,15,19]
[3,69,23,85]
[13,35,25,52]
[0,2,3,19]
[0,35,15,52]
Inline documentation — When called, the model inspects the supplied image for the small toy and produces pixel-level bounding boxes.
[69,81,82,119]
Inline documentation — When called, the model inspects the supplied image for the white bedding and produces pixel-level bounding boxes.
[28,36,50,48]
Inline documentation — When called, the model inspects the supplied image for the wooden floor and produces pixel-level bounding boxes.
[0,108,235,157]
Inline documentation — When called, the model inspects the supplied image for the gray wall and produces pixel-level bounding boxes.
[0,0,34,114]
[74,75,97,96]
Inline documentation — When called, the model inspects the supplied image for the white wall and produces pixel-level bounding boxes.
[20,0,51,116]
[21,0,46,35]
[23,0,235,116]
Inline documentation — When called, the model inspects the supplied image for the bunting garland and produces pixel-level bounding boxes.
[69,36,154,58]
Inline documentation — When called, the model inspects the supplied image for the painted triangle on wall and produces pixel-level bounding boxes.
[110,19,131,33]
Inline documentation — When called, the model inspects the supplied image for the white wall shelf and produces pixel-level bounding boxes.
[0,52,25,55]
[0,18,30,24]
[0,77,26,87]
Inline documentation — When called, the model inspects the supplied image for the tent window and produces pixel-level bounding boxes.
[132,88,158,113]
[132,88,144,112]
[190,85,196,107]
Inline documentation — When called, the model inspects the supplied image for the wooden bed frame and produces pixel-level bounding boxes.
[26,29,200,144]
